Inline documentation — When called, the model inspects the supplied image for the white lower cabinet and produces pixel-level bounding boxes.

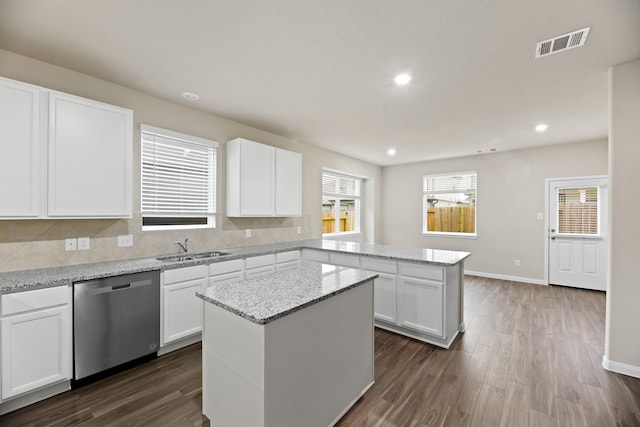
[397,262,444,338]
[245,254,276,279]
[361,257,397,323]
[276,250,301,272]
[161,265,207,346]
[0,286,72,400]
[209,259,244,286]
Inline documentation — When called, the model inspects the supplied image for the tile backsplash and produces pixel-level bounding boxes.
[0,214,311,273]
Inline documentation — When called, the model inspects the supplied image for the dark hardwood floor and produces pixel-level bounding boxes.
[2,276,639,426]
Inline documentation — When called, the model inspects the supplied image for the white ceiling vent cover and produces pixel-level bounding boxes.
[535,27,591,58]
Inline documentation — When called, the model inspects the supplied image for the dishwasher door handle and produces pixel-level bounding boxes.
[78,279,154,296]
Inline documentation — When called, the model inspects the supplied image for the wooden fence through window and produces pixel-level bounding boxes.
[426,206,475,233]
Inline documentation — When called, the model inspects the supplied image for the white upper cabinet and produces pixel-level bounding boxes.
[48,92,132,217]
[226,138,301,217]
[275,148,302,216]
[0,76,133,219]
[0,77,44,218]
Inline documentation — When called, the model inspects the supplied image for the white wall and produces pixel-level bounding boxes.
[380,140,608,283]
[604,58,640,377]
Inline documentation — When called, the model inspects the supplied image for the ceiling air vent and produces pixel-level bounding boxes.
[535,27,590,58]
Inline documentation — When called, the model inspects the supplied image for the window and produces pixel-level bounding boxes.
[322,171,361,235]
[141,124,218,230]
[423,172,477,235]
[557,187,599,235]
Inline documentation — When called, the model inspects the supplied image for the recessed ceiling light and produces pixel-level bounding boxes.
[535,123,548,132]
[387,148,397,156]
[181,91,200,101]
[393,74,412,86]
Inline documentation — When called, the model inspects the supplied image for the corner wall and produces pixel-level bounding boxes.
[604,58,640,378]
[0,49,381,272]
[380,140,608,283]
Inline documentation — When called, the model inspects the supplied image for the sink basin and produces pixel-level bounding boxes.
[156,251,231,263]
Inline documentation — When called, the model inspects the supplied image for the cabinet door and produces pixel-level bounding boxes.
[275,148,301,216]
[397,276,443,337]
[0,78,43,218]
[1,306,71,399]
[373,272,397,323]
[48,92,132,217]
[162,278,205,345]
[239,139,275,216]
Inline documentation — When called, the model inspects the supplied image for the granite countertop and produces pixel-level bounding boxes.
[196,263,378,324]
[0,239,470,294]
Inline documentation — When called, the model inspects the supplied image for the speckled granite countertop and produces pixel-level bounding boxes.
[197,264,377,324]
[0,239,470,294]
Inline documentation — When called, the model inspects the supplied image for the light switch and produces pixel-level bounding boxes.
[537,212,544,220]
[245,229,252,238]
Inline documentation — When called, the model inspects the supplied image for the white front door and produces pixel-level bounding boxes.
[548,176,608,291]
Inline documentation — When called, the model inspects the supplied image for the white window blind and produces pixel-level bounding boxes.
[557,187,599,235]
[322,172,360,197]
[423,173,477,194]
[141,125,217,219]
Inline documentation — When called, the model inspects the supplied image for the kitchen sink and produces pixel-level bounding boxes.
[156,251,231,262]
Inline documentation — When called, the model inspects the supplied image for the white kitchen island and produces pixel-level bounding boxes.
[196,264,378,427]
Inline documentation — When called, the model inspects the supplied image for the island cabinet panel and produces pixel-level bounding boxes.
[0,286,72,400]
[0,77,43,218]
[361,257,398,323]
[202,280,374,427]
[397,274,444,337]
[161,265,207,347]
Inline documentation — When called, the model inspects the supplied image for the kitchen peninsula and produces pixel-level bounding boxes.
[197,264,377,427]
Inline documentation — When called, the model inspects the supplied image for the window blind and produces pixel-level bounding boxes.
[424,173,477,194]
[141,125,217,217]
[322,172,360,197]
[557,187,599,235]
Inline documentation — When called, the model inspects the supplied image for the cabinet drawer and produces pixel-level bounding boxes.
[209,259,244,276]
[361,257,397,274]
[329,253,360,268]
[164,265,207,284]
[302,249,329,263]
[245,265,275,279]
[1,285,70,316]
[398,262,443,282]
[245,254,276,269]
[276,250,301,263]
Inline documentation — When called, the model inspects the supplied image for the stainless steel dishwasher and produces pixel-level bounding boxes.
[73,270,160,382]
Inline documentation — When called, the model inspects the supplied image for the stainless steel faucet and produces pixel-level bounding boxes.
[174,237,189,253]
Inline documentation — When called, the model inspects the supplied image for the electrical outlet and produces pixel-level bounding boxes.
[245,229,252,238]
[65,238,77,251]
[77,237,90,251]
[514,259,521,267]
[297,226,302,234]
[537,212,544,220]
[117,234,134,247]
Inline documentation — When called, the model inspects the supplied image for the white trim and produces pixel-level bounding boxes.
[602,355,640,379]
[465,270,547,286]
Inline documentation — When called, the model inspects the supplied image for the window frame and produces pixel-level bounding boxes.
[422,171,478,238]
[322,170,362,237]
[140,124,218,231]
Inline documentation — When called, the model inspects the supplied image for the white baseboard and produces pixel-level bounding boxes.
[464,270,547,286]
[602,355,640,379]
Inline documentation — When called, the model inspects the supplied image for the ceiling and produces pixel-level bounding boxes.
[1,1,639,166]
